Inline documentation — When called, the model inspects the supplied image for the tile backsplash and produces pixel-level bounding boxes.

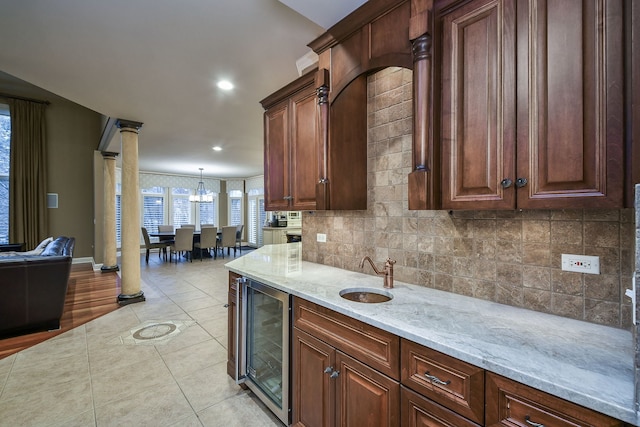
[301,67,635,329]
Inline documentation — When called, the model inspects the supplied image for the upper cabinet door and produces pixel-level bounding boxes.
[516,0,624,209]
[440,0,517,210]
[440,0,625,210]
[264,101,291,211]
[262,72,319,212]
[290,85,320,211]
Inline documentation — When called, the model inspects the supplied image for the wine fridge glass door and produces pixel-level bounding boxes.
[243,279,290,425]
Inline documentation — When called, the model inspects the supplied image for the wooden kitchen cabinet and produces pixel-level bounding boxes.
[401,339,484,425]
[485,372,624,426]
[262,71,319,211]
[401,386,480,427]
[226,271,243,381]
[438,0,625,210]
[292,297,400,426]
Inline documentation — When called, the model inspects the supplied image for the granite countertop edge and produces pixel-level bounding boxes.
[225,243,638,425]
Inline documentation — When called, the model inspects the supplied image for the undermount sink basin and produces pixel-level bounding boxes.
[339,287,393,303]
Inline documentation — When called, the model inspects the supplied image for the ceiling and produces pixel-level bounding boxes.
[0,0,366,179]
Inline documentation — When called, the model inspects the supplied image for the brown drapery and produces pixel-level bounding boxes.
[8,98,48,249]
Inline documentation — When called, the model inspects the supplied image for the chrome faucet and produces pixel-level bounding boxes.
[359,256,396,289]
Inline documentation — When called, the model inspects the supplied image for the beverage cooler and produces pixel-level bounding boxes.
[235,277,291,425]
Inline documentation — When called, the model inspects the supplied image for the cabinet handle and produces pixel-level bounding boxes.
[329,371,340,379]
[323,366,333,374]
[424,371,451,386]
[283,195,293,201]
[500,178,513,188]
[524,416,544,427]
[516,177,528,188]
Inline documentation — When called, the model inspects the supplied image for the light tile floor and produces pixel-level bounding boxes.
[0,251,283,427]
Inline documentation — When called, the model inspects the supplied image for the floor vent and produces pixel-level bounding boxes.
[118,320,195,345]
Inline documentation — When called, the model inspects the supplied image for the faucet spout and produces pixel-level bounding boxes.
[359,256,396,289]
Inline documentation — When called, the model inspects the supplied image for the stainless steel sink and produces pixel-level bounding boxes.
[339,287,393,303]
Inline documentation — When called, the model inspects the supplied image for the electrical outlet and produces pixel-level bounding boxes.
[316,233,327,243]
[561,254,600,275]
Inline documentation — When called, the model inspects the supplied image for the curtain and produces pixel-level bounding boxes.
[8,98,48,249]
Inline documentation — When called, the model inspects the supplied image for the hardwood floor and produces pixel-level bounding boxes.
[0,263,121,360]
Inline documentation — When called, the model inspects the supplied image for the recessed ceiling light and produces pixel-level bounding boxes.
[212,146,222,151]
[217,80,234,90]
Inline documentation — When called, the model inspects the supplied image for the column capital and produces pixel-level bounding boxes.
[101,151,119,159]
[116,119,143,131]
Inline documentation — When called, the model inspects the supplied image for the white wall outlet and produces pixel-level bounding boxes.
[316,233,327,243]
[561,254,600,275]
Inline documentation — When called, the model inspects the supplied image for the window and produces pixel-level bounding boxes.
[0,106,10,244]
[248,189,266,247]
[228,189,243,226]
[198,194,217,226]
[142,186,165,233]
[115,193,122,249]
[172,187,192,226]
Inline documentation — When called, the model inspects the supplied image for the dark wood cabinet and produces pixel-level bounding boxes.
[439,0,626,210]
[226,271,242,380]
[401,386,480,427]
[336,350,400,427]
[293,328,335,427]
[485,372,624,427]
[292,297,400,427]
[401,339,485,425]
[262,71,319,211]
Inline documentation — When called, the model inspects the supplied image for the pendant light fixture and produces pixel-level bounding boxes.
[189,168,213,203]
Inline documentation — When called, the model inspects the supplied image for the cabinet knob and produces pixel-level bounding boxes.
[516,177,528,188]
[329,371,340,379]
[323,366,333,374]
[500,178,513,188]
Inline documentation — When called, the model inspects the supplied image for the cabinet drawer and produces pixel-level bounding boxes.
[401,339,484,424]
[401,386,480,427]
[293,297,400,380]
[486,372,624,427]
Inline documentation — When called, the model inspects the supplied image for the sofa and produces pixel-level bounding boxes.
[0,236,75,337]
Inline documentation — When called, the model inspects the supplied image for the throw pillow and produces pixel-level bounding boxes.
[23,237,54,255]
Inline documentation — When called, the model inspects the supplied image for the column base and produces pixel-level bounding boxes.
[117,291,145,306]
[101,264,120,272]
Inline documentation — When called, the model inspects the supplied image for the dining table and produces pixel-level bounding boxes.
[149,230,221,259]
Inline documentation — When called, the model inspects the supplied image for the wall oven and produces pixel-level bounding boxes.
[235,277,291,425]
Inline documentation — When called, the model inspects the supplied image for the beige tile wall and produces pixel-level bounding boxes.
[301,67,635,329]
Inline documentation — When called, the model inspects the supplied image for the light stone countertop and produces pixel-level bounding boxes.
[226,243,638,425]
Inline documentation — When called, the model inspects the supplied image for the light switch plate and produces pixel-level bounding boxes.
[316,233,327,243]
[561,254,600,274]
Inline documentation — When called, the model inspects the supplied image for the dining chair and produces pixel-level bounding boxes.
[219,226,237,258]
[201,224,214,228]
[156,225,175,249]
[235,224,244,254]
[194,226,217,261]
[141,227,168,263]
[181,224,196,229]
[169,227,194,263]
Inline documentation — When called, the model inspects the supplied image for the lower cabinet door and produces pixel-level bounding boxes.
[336,351,400,427]
[292,328,335,427]
[401,386,480,427]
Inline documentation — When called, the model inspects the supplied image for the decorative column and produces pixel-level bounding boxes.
[315,68,330,210]
[116,119,145,306]
[408,1,433,210]
[101,152,119,272]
